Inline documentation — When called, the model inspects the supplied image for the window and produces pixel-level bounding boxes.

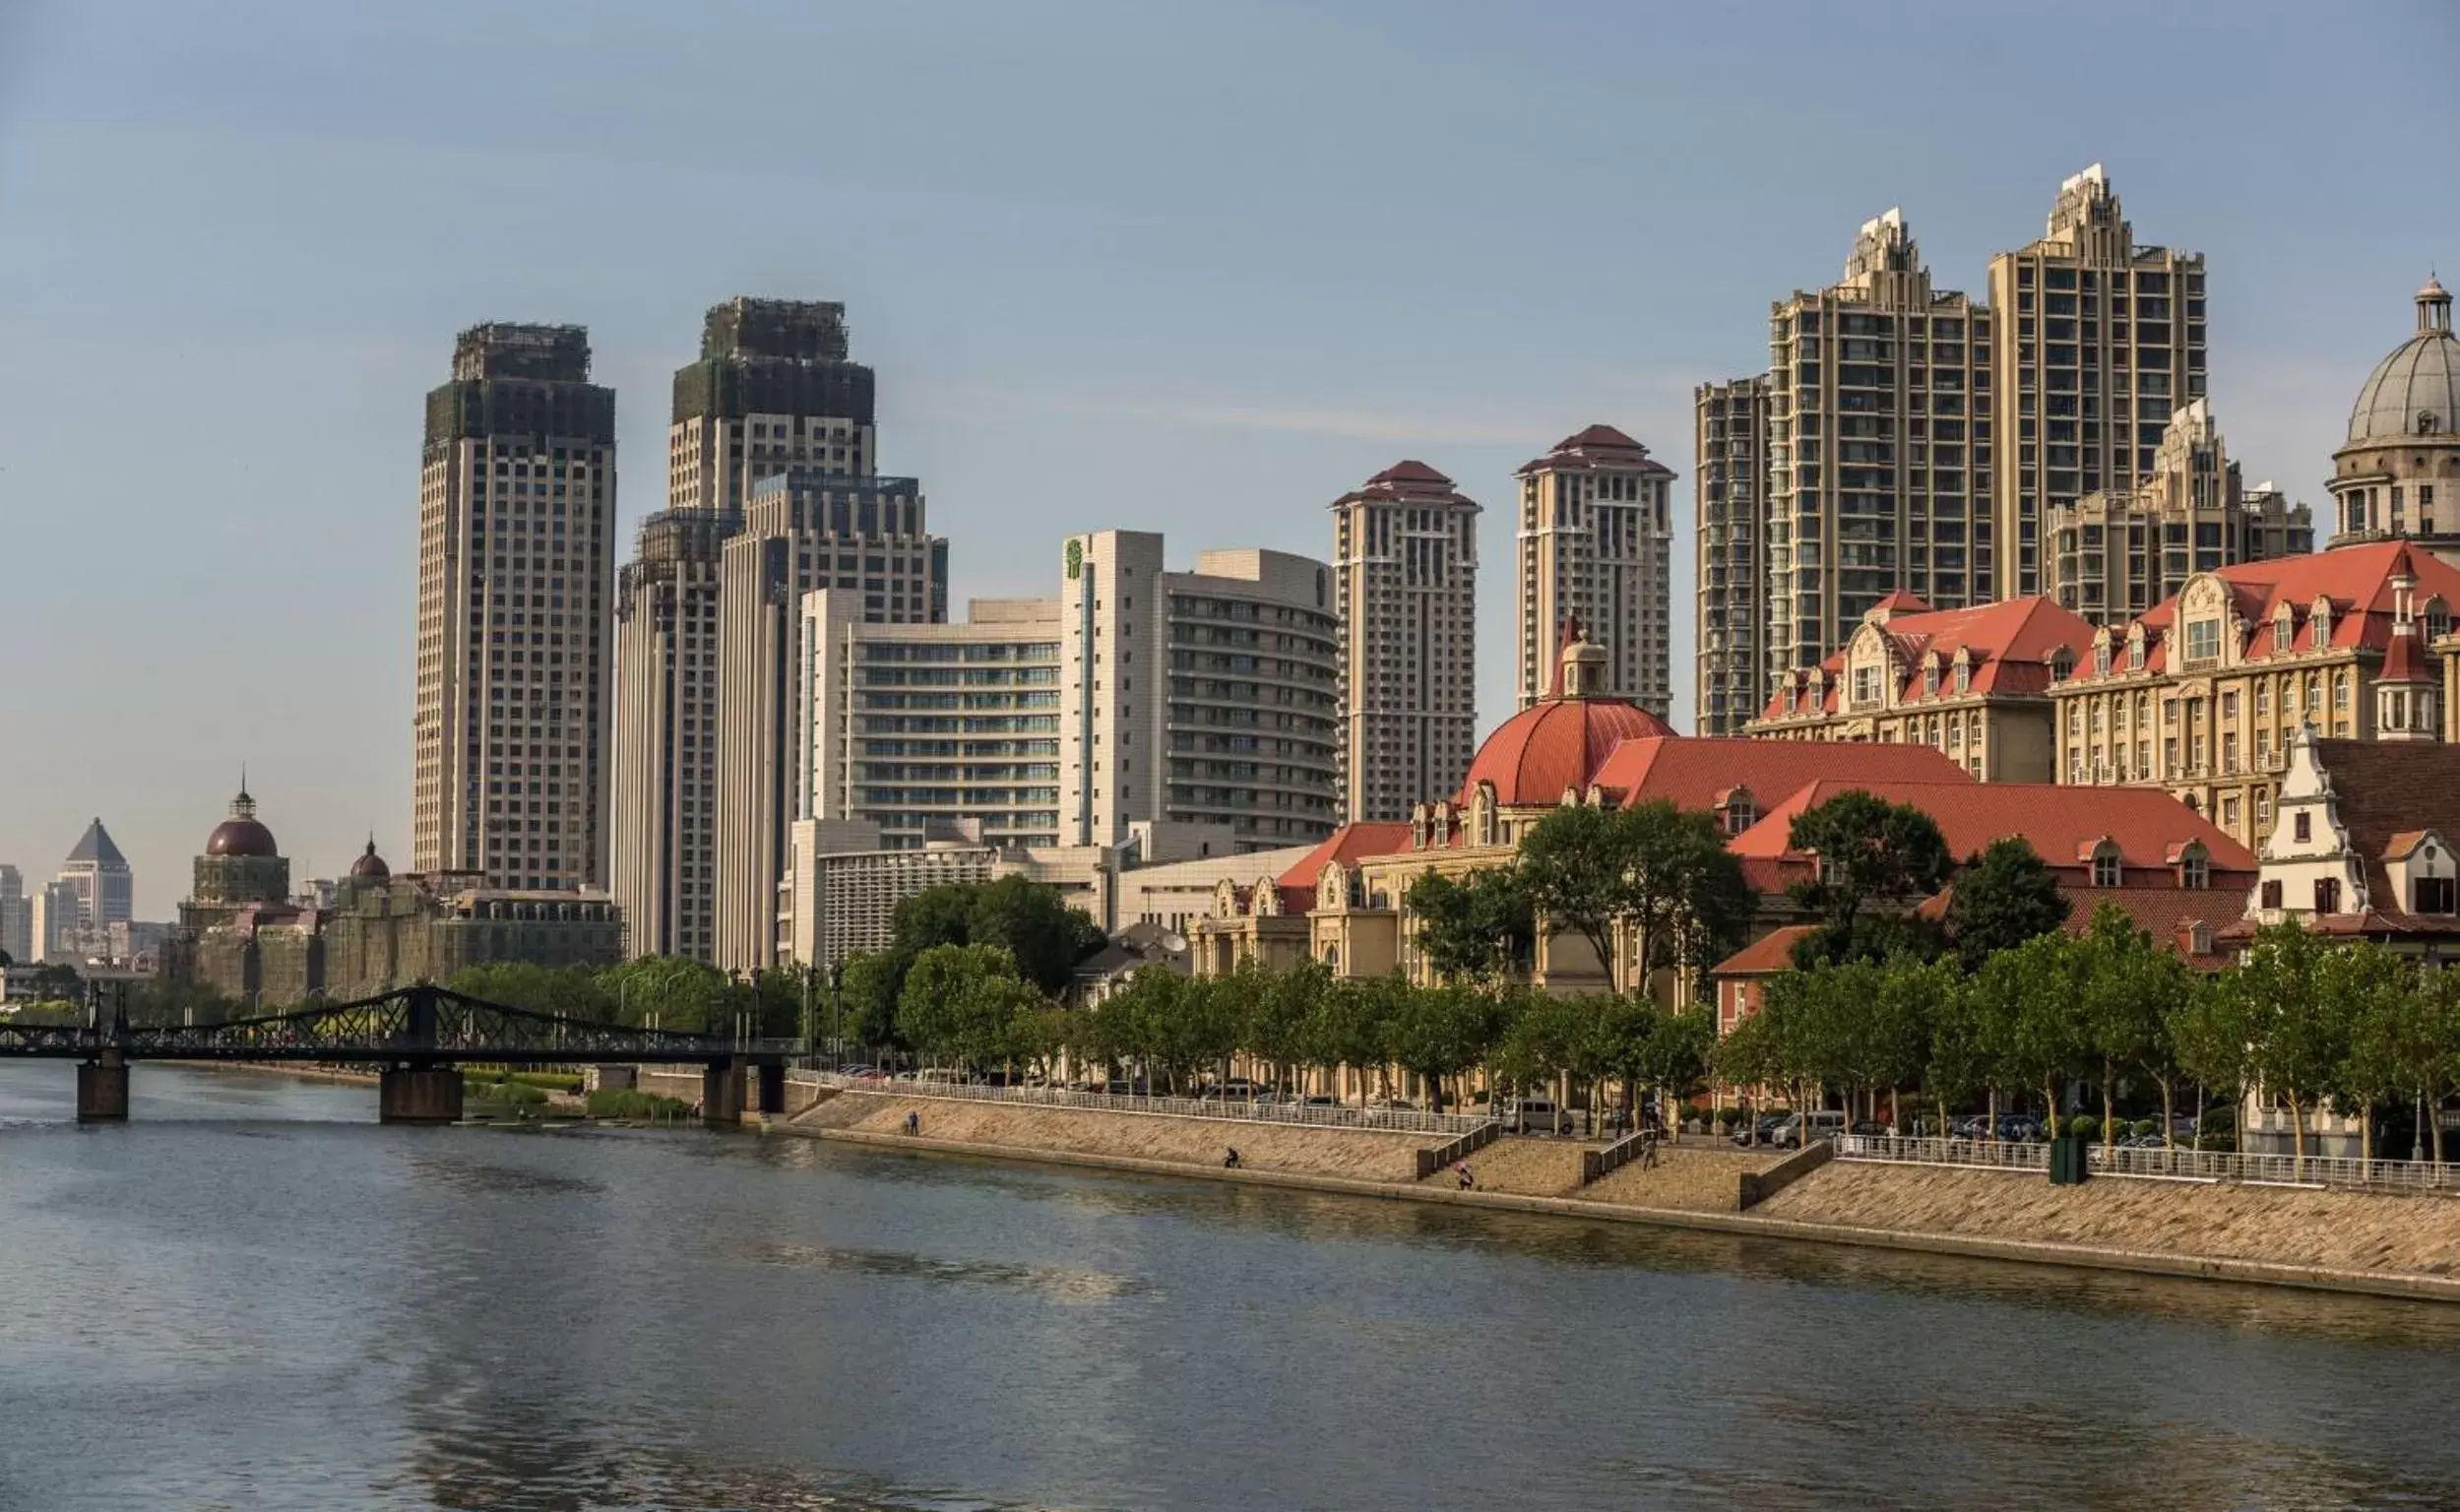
[2335,674,2352,711]
[1955,661,1971,694]
[2313,877,2341,914]
[2261,879,2283,910]
[2182,851,2210,889]
[2417,876,2456,914]
[2092,843,2122,888]
[2183,618,2220,662]
[2294,811,2311,843]
[1854,665,1880,707]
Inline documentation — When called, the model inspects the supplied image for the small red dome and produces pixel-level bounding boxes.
[1457,697,1674,806]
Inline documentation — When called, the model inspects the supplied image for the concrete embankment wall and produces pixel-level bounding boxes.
[782,1094,2460,1303]
[800,1093,1431,1182]
[636,1066,828,1118]
[1759,1160,2460,1279]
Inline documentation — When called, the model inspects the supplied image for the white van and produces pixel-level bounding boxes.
[1497,1097,1566,1136]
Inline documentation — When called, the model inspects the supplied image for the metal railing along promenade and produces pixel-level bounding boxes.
[1837,1133,2460,1194]
[811,1071,1494,1136]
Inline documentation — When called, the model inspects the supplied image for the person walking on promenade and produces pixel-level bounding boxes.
[904,1109,920,1137]
[1455,1161,1476,1190]
[1224,1147,1242,1169]
[1641,1126,1660,1169]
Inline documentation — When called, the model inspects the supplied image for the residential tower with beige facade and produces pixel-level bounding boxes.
[1329,461,1479,823]
[1514,425,1673,718]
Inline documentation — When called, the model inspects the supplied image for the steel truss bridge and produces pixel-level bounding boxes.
[0,983,796,1123]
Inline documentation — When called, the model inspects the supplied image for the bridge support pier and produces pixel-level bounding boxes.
[77,1052,128,1123]
[703,1060,745,1126]
[756,1061,787,1115]
[379,1066,464,1124]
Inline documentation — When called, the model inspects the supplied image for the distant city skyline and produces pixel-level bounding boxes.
[3,0,2457,915]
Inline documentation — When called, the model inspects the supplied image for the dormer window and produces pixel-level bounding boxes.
[1953,658,1971,695]
[2311,598,2333,646]
[2183,617,2220,663]
[2094,640,2112,676]
[2416,875,2456,914]
[1724,793,1758,836]
[2179,848,2209,890]
[1923,661,1939,697]
[2428,598,2452,641]
[2091,842,2122,889]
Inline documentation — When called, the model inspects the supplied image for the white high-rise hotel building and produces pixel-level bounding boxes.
[413,325,616,890]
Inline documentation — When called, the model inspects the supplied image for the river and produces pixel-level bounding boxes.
[1,1063,2456,1510]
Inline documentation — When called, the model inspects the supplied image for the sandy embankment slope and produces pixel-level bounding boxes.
[1757,1160,2460,1275]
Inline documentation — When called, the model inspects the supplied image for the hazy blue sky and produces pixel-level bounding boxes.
[4,0,2457,916]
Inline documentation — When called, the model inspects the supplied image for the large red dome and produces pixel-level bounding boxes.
[1457,697,1674,806]
[205,787,279,858]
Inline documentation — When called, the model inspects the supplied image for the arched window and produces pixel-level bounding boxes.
[2091,842,2122,889]
[2428,598,2452,641]
[2094,640,2113,676]
[1954,657,1972,695]
[2179,847,2209,890]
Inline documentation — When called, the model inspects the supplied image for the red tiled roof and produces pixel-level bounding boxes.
[1334,460,1476,509]
[1871,590,1933,614]
[2056,887,2236,971]
[1458,698,1675,807]
[2077,541,2460,683]
[1710,925,1818,978]
[1759,597,2095,720]
[1276,823,1412,899]
[2382,623,2432,683]
[1517,423,1674,478]
[1726,780,2257,873]
[1587,736,1971,813]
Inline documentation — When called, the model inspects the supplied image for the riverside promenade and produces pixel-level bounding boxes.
[784,1083,2460,1304]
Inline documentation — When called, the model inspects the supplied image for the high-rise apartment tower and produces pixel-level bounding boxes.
[1513,426,1674,717]
[1694,378,1772,734]
[1764,211,1996,688]
[1330,462,1480,820]
[1987,164,2207,599]
[414,324,616,889]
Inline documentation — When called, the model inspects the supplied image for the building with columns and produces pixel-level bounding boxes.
[1514,426,1673,718]
[2327,277,2460,556]
[1329,461,1480,823]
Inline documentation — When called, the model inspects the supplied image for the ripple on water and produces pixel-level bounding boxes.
[735,1238,1154,1302]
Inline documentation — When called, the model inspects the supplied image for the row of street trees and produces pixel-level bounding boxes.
[1721,910,2460,1175]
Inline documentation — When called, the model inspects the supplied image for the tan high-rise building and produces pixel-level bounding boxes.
[413,324,615,890]
[2047,400,2312,624]
[1330,461,1480,821]
[712,470,947,970]
[1060,532,1341,852]
[608,506,737,959]
[1764,210,1995,690]
[1694,377,1772,734]
[1513,425,1673,717]
[1988,164,2208,600]
[610,297,876,962]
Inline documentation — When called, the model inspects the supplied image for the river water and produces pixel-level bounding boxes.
[2,1063,2457,1510]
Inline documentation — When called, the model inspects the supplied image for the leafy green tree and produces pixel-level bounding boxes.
[962,874,1107,995]
[1405,868,1537,986]
[1241,960,1328,1092]
[1300,976,1391,1102]
[2072,905,2189,1153]
[1926,967,1995,1136]
[1943,838,2072,971]
[897,943,1033,1070]
[1518,803,1637,986]
[1785,791,1954,967]
[1381,981,1507,1113]
[447,962,612,1021]
[2231,920,2347,1178]
[1977,930,2086,1133]
[598,955,728,1032]
[1519,799,1753,996]
[838,951,905,1052]
[2169,970,2252,1151]
[1616,997,1718,1130]
[2320,942,2425,1165]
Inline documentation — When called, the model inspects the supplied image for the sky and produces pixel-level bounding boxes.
[3,0,2457,918]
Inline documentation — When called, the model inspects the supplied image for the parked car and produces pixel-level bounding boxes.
[1767,1110,1847,1145]
[1849,1119,1889,1136]
[1299,1095,1342,1107]
[1735,1114,1788,1147]
[1498,1097,1566,1135]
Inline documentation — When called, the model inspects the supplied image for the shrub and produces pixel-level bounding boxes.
[2066,1115,2100,1142]
[2132,1118,2158,1138]
[505,1071,584,1093]
[586,1088,693,1120]
[465,1078,548,1105]
[2195,1131,2237,1153]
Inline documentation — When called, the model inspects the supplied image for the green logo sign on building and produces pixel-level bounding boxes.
[1066,538,1084,580]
